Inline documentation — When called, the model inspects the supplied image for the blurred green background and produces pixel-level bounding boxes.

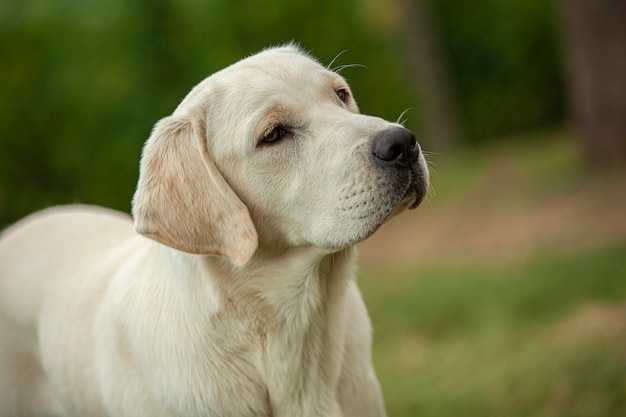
[1,0,625,415]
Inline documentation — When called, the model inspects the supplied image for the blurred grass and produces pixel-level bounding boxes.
[359,132,626,416]
[428,130,583,205]
[361,244,626,417]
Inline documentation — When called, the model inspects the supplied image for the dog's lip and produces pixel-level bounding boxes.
[408,193,422,210]
[381,170,428,222]
[405,173,428,210]
[408,186,426,209]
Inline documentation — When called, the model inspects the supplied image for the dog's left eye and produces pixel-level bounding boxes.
[260,126,290,145]
[336,88,350,104]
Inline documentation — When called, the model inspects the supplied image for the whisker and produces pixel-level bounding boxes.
[327,50,349,71]
[422,150,442,158]
[332,63,367,74]
[422,153,439,200]
[327,51,368,74]
[396,108,413,125]
[426,172,438,200]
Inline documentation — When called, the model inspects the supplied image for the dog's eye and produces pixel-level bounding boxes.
[261,126,290,145]
[336,88,350,104]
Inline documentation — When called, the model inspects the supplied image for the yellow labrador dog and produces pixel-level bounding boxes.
[0,46,428,417]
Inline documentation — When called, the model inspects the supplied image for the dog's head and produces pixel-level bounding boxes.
[132,46,429,265]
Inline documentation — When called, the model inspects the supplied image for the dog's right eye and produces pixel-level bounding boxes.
[260,126,290,145]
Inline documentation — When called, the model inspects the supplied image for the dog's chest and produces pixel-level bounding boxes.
[99,320,271,416]
[142,320,343,417]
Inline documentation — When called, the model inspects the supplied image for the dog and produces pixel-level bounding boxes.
[0,45,429,417]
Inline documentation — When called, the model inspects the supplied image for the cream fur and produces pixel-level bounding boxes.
[0,45,428,417]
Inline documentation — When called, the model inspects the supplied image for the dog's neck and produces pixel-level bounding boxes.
[121,243,359,414]
[206,246,358,414]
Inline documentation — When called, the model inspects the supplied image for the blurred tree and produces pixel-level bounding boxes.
[560,0,626,165]
[394,0,460,151]
[426,0,565,143]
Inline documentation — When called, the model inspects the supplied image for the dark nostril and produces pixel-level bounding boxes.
[375,142,403,161]
[372,127,419,166]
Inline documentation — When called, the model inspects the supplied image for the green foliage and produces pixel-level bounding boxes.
[427,0,565,142]
[360,244,626,416]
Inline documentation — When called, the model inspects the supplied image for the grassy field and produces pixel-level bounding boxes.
[357,131,626,416]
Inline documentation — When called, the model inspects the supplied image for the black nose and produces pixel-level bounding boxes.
[371,127,419,167]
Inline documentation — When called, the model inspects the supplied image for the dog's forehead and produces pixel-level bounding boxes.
[215,47,346,94]
[241,46,321,69]
[176,47,349,119]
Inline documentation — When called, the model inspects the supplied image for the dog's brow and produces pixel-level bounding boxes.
[252,104,300,138]
[323,73,349,90]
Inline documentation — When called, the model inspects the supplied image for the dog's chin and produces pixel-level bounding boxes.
[351,188,425,246]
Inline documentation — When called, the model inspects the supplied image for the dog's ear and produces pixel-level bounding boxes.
[132,116,258,266]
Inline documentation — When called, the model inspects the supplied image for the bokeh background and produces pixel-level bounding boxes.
[1,0,625,415]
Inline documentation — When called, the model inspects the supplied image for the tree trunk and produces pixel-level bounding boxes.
[560,0,626,165]
[394,0,461,151]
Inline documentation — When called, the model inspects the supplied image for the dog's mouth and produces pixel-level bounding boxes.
[392,166,429,214]
[408,170,429,209]
[360,174,427,243]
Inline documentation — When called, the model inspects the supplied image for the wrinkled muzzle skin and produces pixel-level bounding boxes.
[181,47,429,254]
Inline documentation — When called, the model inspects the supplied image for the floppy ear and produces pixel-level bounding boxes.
[132,116,258,266]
